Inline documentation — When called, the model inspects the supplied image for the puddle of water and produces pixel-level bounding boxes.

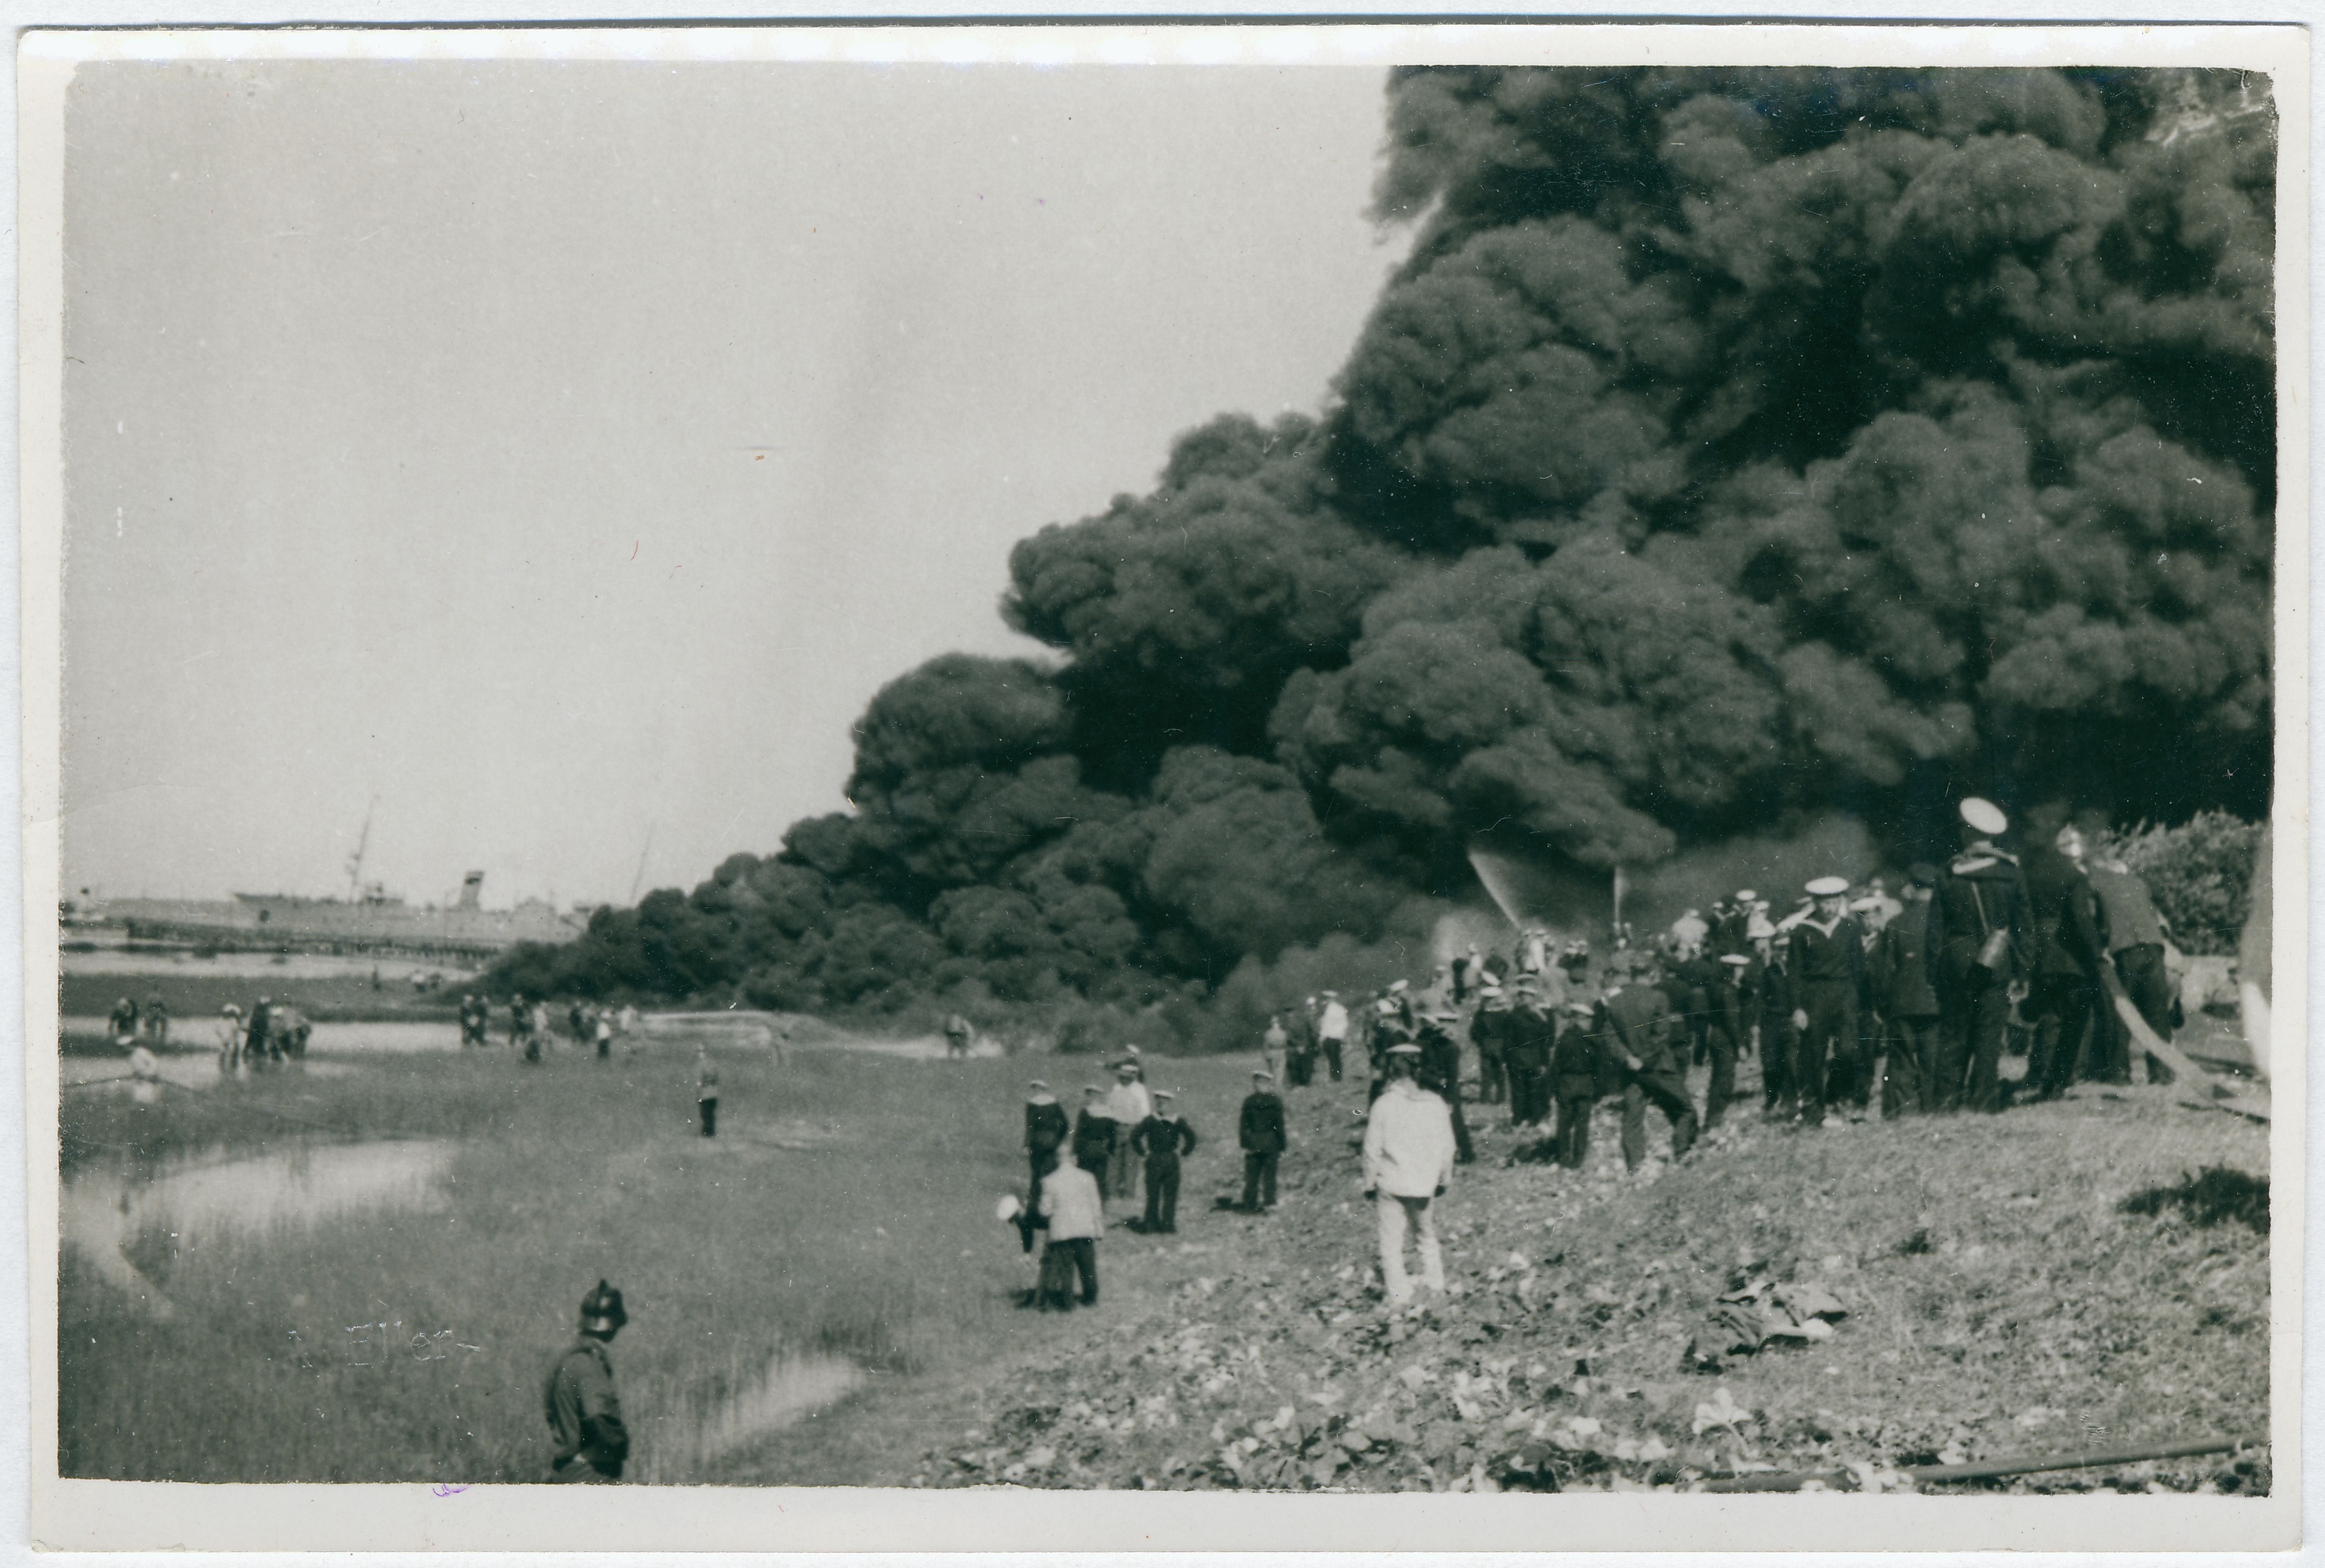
[301,1020,465,1055]
[638,1014,788,1052]
[61,1054,230,1093]
[699,1353,866,1458]
[642,1350,868,1479]
[62,1139,459,1315]
[843,1034,1008,1061]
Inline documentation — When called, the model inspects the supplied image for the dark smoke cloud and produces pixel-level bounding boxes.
[512,67,2274,1013]
[1312,66,2271,850]
[1005,414,1412,783]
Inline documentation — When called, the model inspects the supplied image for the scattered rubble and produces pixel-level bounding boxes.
[903,1072,2266,1494]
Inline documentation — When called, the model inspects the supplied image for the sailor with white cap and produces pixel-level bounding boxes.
[1022,1080,1070,1212]
[1413,1006,1476,1164]
[1934,798,2030,1113]
[1548,998,1609,1167]
[1753,915,1795,1116]
[1871,862,1945,1116]
[1702,950,1757,1130]
[1130,1089,1197,1234]
[1783,876,1865,1128]
[1469,977,1511,1107]
[1500,975,1556,1128]
[1238,1070,1288,1212]
[1710,892,1758,955]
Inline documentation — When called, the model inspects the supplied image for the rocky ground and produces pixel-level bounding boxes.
[888,1056,2272,1496]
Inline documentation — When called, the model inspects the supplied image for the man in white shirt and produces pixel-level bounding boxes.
[1102,1060,1153,1205]
[1318,992,1350,1082]
[1361,1043,1457,1309]
[1033,1151,1105,1310]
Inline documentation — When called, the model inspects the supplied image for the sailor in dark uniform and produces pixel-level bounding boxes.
[1130,1090,1197,1233]
[1934,798,2031,1113]
[1786,878,1865,1128]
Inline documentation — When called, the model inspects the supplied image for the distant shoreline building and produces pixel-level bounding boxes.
[74,872,582,962]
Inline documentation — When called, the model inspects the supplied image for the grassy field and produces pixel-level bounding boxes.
[56,1026,2272,1492]
[56,1038,1274,1483]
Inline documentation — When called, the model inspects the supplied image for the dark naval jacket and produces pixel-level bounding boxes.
[1935,842,2032,986]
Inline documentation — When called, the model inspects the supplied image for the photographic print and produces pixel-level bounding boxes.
[21,23,2303,1552]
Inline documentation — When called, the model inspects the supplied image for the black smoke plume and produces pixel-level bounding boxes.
[503,67,2274,1025]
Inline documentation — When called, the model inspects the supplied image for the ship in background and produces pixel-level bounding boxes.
[65,801,587,961]
[75,872,583,963]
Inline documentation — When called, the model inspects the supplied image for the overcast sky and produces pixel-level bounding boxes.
[60,60,1406,909]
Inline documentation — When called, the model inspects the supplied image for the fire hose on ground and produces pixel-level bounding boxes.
[1699,1433,2265,1492]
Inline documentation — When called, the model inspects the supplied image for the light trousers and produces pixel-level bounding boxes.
[1376,1193,1444,1306]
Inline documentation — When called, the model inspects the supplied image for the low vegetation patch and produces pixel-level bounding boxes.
[2121,1166,2270,1234]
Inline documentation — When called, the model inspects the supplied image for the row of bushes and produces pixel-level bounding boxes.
[2095,810,2263,956]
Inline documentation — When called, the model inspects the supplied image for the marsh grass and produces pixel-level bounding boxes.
[56,1041,1126,1482]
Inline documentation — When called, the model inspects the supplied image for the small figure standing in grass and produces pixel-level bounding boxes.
[215,1004,245,1076]
[594,1007,614,1060]
[1605,955,1697,1168]
[1237,1070,1286,1212]
[545,1280,630,1483]
[1414,1008,1476,1165]
[1021,1080,1068,1213]
[1261,1014,1289,1085]
[1072,1086,1117,1205]
[1030,1150,1104,1310]
[248,995,276,1066]
[1317,991,1348,1082]
[1549,999,1610,1168]
[1286,1005,1317,1088]
[696,1047,719,1137]
[1499,981,1553,1130]
[943,1011,974,1060]
[1102,1059,1152,1208]
[1131,1089,1197,1234]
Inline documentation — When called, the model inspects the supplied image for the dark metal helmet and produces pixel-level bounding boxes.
[579,1279,628,1332]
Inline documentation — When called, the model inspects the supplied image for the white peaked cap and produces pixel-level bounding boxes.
[1960,797,2009,835]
